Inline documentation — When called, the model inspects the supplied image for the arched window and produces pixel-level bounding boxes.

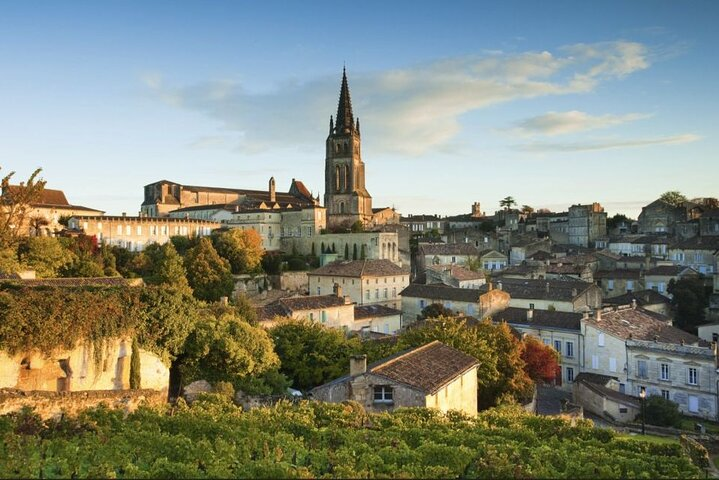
[343,142,348,154]
[335,165,341,192]
[344,164,350,191]
[339,202,345,214]
[335,143,341,153]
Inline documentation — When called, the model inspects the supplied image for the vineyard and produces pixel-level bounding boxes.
[0,396,702,478]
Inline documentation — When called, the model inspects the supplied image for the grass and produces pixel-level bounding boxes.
[679,416,719,434]
[617,433,680,445]
[713,455,719,470]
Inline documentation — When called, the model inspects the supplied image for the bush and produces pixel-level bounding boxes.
[642,395,683,428]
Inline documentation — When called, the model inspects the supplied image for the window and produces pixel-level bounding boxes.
[383,288,388,299]
[619,407,628,414]
[419,299,426,309]
[609,357,617,373]
[661,390,670,400]
[689,395,699,413]
[392,287,396,298]
[543,338,550,346]
[554,340,562,354]
[591,355,599,369]
[598,333,605,347]
[626,280,634,291]
[375,289,379,300]
[713,333,719,343]
[566,367,574,382]
[637,360,648,379]
[565,341,574,358]
[373,385,393,404]
[366,290,370,301]
[660,363,670,381]
[688,367,698,385]
[607,279,614,291]
[321,311,327,324]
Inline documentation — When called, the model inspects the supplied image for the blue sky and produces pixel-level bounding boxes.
[1,1,717,218]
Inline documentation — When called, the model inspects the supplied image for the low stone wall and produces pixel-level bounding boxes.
[276,272,308,292]
[0,388,167,419]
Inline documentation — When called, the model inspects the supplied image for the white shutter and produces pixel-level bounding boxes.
[609,358,617,372]
[592,355,599,369]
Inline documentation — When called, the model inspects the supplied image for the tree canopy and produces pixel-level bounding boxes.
[212,228,264,275]
[660,191,688,207]
[0,167,46,246]
[499,196,517,211]
[185,238,235,302]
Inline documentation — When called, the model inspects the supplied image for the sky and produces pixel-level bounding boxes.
[1,0,717,218]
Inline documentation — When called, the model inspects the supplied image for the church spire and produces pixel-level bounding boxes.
[335,67,354,134]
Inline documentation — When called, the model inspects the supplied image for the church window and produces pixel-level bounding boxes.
[344,164,349,191]
[343,142,348,153]
[340,202,345,214]
[335,165,341,191]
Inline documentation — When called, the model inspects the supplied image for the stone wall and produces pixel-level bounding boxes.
[276,272,309,292]
[0,388,167,419]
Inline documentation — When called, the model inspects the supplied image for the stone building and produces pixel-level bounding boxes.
[310,341,479,416]
[572,373,640,424]
[418,243,479,272]
[400,283,510,322]
[256,289,355,330]
[353,304,403,336]
[637,198,688,235]
[425,264,486,289]
[307,259,410,310]
[68,215,219,252]
[492,277,603,313]
[227,205,326,252]
[1,185,104,236]
[668,236,719,275]
[568,203,607,248]
[594,269,643,298]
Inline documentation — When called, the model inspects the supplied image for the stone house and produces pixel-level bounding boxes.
[419,243,480,272]
[226,205,326,252]
[669,236,719,275]
[478,249,508,271]
[1,185,104,237]
[307,259,410,310]
[568,203,607,248]
[256,289,355,330]
[425,264,486,289]
[287,231,401,264]
[535,211,568,235]
[603,290,672,317]
[594,269,644,298]
[400,283,510,323]
[68,215,220,252]
[352,304,403,335]
[644,265,700,296]
[638,198,688,235]
[495,307,583,390]
[400,214,444,234]
[310,341,479,416]
[582,305,718,419]
[508,237,551,266]
[168,204,236,223]
[700,209,719,236]
[492,277,603,313]
[572,373,640,424]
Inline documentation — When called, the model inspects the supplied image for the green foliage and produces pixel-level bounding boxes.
[145,242,192,293]
[607,213,632,230]
[130,339,141,389]
[234,368,291,396]
[181,313,279,385]
[271,319,362,390]
[286,256,308,271]
[642,395,683,428]
[668,277,710,331]
[0,247,21,275]
[680,435,710,470]
[500,195,517,210]
[660,190,688,207]
[169,235,198,257]
[185,238,235,302]
[0,167,46,247]
[418,303,456,320]
[350,220,364,233]
[0,402,701,479]
[62,252,105,277]
[261,253,283,274]
[18,237,75,277]
[138,287,201,360]
[212,228,264,274]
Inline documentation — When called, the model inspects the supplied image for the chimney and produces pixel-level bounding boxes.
[631,299,637,310]
[596,309,602,321]
[488,282,493,291]
[269,177,276,203]
[527,306,534,320]
[350,355,367,376]
[497,281,503,291]
[333,283,342,298]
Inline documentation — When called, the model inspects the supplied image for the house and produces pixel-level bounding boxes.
[573,373,640,424]
[419,243,479,271]
[310,341,479,416]
[535,211,568,234]
[568,203,607,248]
[168,204,236,223]
[594,270,643,298]
[603,289,672,317]
[495,307,583,390]
[307,259,410,309]
[669,236,719,275]
[478,249,508,271]
[256,288,355,329]
[644,265,700,296]
[426,264,486,289]
[353,304,403,335]
[492,277,602,313]
[67,215,220,252]
[700,209,719,236]
[400,214,445,234]
[399,283,510,322]
[1,185,104,236]
[508,236,551,265]
[638,198,688,235]
[582,305,718,418]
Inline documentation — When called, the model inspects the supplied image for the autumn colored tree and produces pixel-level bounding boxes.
[212,228,264,274]
[0,167,46,247]
[185,238,235,302]
[418,303,457,320]
[521,336,560,383]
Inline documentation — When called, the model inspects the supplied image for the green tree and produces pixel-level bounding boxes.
[185,238,235,302]
[138,287,202,361]
[642,395,682,428]
[418,303,456,320]
[350,220,364,233]
[271,319,362,390]
[212,228,264,274]
[0,167,46,247]
[146,242,191,293]
[170,235,198,257]
[18,237,75,277]
[180,313,279,385]
[521,205,534,215]
[668,277,710,332]
[61,253,105,277]
[499,196,517,211]
[607,213,632,231]
[0,247,21,275]
[660,191,688,207]
[130,339,141,389]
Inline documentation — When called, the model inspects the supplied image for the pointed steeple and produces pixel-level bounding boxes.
[329,115,334,134]
[335,67,354,134]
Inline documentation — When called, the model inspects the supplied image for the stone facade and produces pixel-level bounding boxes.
[68,215,219,252]
[400,284,510,323]
[638,199,687,235]
[568,203,607,248]
[284,231,401,264]
[226,206,326,252]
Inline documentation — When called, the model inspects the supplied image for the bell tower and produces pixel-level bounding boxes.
[324,68,372,229]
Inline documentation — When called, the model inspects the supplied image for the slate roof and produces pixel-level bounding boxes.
[495,307,582,331]
[671,236,719,251]
[594,269,642,280]
[603,289,671,307]
[310,259,409,278]
[426,264,485,281]
[400,214,443,222]
[370,341,479,394]
[0,277,143,287]
[354,304,402,320]
[491,277,594,302]
[575,376,640,408]
[645,265,694,277]
[574,372,618,386]
[400,283,485,303]
[546,264,586,275]
[420,243,479,256]
[528,250,553,261]
[585,306,706,346]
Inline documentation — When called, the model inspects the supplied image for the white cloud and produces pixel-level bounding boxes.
[518,133,701,153]
[509,111,652,137]
[142,40,654,156]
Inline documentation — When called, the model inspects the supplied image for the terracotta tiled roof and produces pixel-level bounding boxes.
[427,264,485,281]
[645,265,691,276]
[585,306,705,346]
[495,307,581,331]
[310,259,408,278]
[354,304,401,320]
[257,294,350,321]
[603,289,671,306]
[420,243,479,256]
[546,264,585,275]
[400,283,485,303]
[0,277,143,287]
[528,250,553,261]
[370,341,479,394]
[491,277,594,302]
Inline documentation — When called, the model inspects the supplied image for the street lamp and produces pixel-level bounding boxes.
[639,387,646,435]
